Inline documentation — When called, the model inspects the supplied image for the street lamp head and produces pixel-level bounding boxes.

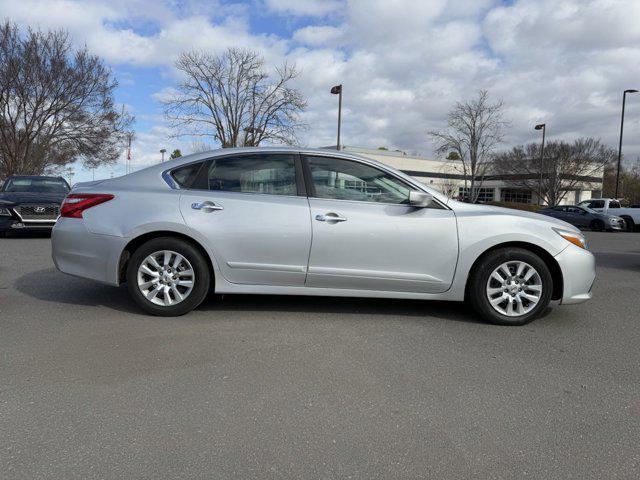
[624,89,639,94]
[330,85,342,95]
[160,148,166,153]
[534,123,545,130]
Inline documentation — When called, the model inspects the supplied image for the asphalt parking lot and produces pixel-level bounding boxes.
[1,232,639,479]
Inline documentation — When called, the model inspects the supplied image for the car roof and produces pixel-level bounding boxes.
[165,146,388,169]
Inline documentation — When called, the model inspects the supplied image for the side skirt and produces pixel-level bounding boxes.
[213,278,464,302]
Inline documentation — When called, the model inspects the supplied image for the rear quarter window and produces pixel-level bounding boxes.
[171,162,204,189]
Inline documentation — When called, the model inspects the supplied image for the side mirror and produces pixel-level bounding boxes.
[409,190,433,208]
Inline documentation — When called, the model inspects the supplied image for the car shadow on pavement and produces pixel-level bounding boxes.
[16,268,484,324]
[15,268,140,314]
[198,294,485,324]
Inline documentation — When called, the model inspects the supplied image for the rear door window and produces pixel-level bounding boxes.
[207,153,297,196]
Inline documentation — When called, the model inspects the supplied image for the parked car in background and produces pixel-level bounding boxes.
[540,205,626,231]
[51,147,596,326]
[578,198,640,232]
[0,175,70,236]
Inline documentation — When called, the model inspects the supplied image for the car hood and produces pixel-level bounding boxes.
[0,191,67,205]
[448,200,580,231]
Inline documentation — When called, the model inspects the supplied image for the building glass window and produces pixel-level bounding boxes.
[500,188,532,204]
[458,187,495,203]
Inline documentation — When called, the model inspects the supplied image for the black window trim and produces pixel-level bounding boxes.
[163,150,448,209]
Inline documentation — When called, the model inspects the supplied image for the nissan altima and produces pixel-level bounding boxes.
[51,148,595,325]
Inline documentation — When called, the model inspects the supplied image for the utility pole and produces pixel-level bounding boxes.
[126,132,133,174]
[615,89,638,198]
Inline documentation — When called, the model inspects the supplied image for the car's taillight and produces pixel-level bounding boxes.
[60,193,114,218]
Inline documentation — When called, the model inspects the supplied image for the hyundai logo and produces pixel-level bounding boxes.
[34,206,46,213]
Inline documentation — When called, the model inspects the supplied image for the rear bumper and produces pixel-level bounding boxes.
[554,244,596,305]
[51,218,126,286]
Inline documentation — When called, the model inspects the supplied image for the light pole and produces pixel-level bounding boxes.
[535,123,546,205]
[331,84,342,150]
[615,89,638,198]
[160,148,166,163]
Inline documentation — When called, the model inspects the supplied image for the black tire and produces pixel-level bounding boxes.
[0,231,6,238]
[621,216,635,232]
[126,237,211,316]
[467,247,553,326]
[590,219,604,231]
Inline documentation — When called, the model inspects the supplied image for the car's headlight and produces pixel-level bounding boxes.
[0,207,12,216]
[553,227,588,250]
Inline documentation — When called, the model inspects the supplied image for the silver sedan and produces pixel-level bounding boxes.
[51,148,595,325]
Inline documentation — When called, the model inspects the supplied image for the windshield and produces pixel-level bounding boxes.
[581,206,597,214]
[2,177,70,194]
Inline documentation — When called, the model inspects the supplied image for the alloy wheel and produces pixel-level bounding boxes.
[137,250,195,306]
[485,261,543,317]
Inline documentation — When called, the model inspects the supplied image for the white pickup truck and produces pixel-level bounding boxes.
[578,198,640,231]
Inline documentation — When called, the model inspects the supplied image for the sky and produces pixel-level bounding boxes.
[1,0,639,183]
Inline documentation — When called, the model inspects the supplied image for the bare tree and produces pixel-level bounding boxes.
[493,138,614,205]
[163,48,307,148]
[0,22,133,177]
[189,140,214,153]
[430,90,507,202]
[434,177,459,199]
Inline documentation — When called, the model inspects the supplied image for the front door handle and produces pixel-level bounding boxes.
[191,201,223,212]
[315,213,347,223]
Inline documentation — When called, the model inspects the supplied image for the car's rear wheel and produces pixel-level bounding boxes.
[126,237,210,316]
[468,248,553,326]
[590,219,604,231]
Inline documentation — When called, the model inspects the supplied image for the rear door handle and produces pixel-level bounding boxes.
[191,201,223,212]
[315,213,347,223]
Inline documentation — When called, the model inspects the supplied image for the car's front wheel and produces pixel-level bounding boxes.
[126,237,211,316]
[467,248,553,326]
[590,219,604,231]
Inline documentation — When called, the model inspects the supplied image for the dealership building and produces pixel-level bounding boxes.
[326,146,604,206]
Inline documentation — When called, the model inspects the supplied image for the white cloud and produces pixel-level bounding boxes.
[293,25,344,46]
[264,0,343,17]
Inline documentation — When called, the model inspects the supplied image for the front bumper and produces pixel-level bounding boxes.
[0,216,55,231]
[51,218,127,286]
[608,218,626,231]
[554,243,596,305]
